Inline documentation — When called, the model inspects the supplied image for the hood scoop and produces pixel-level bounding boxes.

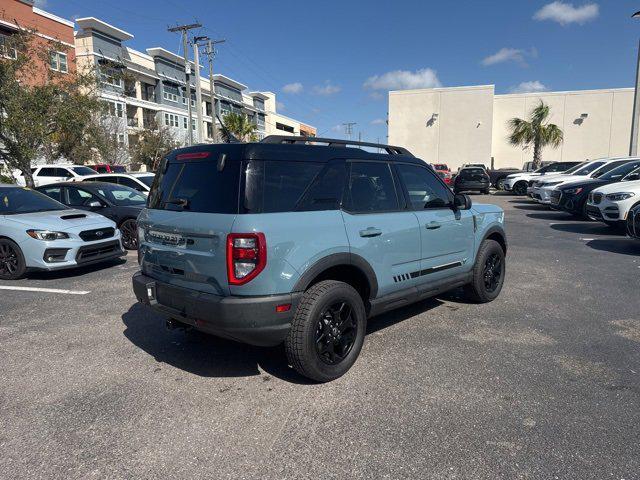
[60,213,87,220]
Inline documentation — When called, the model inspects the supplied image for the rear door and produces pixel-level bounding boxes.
[341,161,421,297]
[34,167,66,186]
[395,163,474,283]
[140,152,241,296]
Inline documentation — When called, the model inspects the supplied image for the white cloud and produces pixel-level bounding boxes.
[509,81,549,94]
[482,48,526,66]
[370,118,386,125]
[363,68,442,91]
[282,82,303,94]
[312,82,341,96]
[276,101,285,111]
[533,2,599,25]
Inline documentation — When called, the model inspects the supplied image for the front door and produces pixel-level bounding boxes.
[394,163,474,284]
[341,161,421,298]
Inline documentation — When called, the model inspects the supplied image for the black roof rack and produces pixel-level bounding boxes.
[261,135,414,157]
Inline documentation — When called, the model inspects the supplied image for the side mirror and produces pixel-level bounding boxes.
[453,193,472,210]
[87,200,103,209]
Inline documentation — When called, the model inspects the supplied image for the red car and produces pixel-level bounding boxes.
[88,164,127,174]
[432,163,452,185]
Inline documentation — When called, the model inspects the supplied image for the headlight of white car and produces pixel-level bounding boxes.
[26,230,70,241]
[605,192,635,201]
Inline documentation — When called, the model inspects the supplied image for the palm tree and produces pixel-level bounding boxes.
[508,100,563,170]
[221,112,258,142]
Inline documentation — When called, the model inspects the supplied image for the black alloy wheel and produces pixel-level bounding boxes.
[513,181,528,196]
[0,239,26,280]
[315,301,357,365]
[120,219,138,250]
[483,253,503,293]
[496,178,506,190]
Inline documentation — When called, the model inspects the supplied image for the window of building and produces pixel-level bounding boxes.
[163,84,180,103]
[49,51,68,73]
[395,163,452,209]
[276,122,295,134]
[164,113,180,128]
[182,117,187,129]
[107,101,124,118]
[343,162,399,213]
[0,33,17,60]
[100,67,123,88]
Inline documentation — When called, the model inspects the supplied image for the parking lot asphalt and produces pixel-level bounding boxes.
[1,193,639,479]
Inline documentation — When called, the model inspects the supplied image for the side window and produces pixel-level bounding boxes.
[297,162,347,211]
[98,176,119,185]
[118,177,144,191]
[55,168,72,178]
[39,186,63,202]
[38,167,57,177]
[546,163,564,172]
[344,162,399,213]
[395,164,452,209]
[67,188,99,207]
[97,166,108,173]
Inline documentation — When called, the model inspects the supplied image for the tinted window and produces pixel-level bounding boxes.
[55,168,73,177]
[563,162,587,174]
[118,176,144,191]
[593,160,633,178]
[0,187,68,214]
[459,168,487,178]
[244,161,324,213]
[344,162,399,213]
[71,166,97,176]
[67,187,101,207]
[39,186,63,202]
[95,184,146,206]
[396,164,452,209]
[544,163,568,173]
[573,161,604,175]
[93,176,119,185]
[136,175,155,187]
[296,163,347,211]
[96,166,108,173]
[148,159,240,214]
[38,168,58,177]
[599,160,640,180]
[112,166,127,173]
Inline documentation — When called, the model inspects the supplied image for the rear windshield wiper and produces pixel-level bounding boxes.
[164,197,190,210]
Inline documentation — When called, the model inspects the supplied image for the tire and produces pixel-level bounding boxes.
[285,280,366,382]
[119,218,138,250]
[464,239,505,303]
[513,181,528,196]
[482,188,490,195]
[496,178,506,191]
[0,238,26,280]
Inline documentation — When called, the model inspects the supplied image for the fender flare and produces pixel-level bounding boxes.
[479,225,507,253]
[292,252,379,299]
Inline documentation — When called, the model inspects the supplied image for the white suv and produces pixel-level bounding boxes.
[14,165,97,187]
[504,161,582,195]
[586,175,640,227]
[530,158,638,205]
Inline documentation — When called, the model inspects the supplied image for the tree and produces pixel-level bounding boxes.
[221,112,258,142]
[0,31,103,186]
[129,122,180,171]
[508,100,564,170]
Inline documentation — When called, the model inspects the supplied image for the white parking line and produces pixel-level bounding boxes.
[0,286,90,295]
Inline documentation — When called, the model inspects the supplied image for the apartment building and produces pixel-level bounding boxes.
[73,17,314,154]
[0,0,75,83]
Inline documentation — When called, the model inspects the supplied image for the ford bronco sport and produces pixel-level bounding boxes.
[132,136,507,382]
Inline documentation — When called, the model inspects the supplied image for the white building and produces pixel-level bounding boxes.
[388,85,636,170]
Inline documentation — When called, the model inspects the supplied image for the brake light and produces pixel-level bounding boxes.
[176,151,210,160]
[226,233,267,285]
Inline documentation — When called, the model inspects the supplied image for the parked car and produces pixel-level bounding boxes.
[77,173,154,195]
[504,161,582,195]
[37,182,146,250]
[14,164,96,187]
[132,136,507,382]
[0,185,125,280]
[530,158,636,205]
[453,167,491,194]
[432,164,453,185]
[627,203,640,240]
[553,160,640,217]
[87,164,127,174]
[587,177,640,228]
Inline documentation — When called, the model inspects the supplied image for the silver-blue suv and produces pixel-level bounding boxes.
[132,136,507,382]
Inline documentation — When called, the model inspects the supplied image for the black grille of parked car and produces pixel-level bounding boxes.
[79,227,115,242]
[550,190,561,203]
[76,240,121,263]
[628,206,640,238]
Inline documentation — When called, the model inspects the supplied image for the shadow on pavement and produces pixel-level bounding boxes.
[121,296,447,384]
[26,257,127,280]
[586,238,640,256]
[512,204,552,211]
[550,222,623,236]
[526,212,574,221]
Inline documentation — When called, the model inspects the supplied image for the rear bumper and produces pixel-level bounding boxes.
[455,181,489,191]
[132,272,300,347]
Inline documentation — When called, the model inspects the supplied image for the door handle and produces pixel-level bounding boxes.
[425,222,441,230]
[359,227,382,238]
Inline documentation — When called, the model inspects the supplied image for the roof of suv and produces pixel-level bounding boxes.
[171,136,425,166]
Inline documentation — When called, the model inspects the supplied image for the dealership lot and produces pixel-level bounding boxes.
[0,193,639,479]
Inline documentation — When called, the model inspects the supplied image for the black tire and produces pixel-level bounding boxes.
[513,181,528,196]
[119,218,138,250]
[482,188,490,195]
[496,178,506,191]
[464,239,505,303]
[285,280,366,382]
[0,238,26,280]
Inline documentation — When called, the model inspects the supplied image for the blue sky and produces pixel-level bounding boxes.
[40,0,640,143]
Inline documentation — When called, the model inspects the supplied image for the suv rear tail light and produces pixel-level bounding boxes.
[226,233,266,285]
[176,151,210,160]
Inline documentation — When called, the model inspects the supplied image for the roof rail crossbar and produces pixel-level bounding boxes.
[260,135,414,156]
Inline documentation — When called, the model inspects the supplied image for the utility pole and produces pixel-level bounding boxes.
[342,122,356,140]
[205,39,225,142]
[192,35,208,143]
[168,22,201,146]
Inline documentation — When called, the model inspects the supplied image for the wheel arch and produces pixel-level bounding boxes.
[480,226,507,254]
[292,253,378,302]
